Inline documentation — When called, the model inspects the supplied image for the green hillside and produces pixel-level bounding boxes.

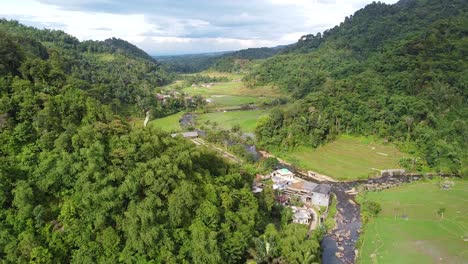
[158,46,285,73]
[0,19,321,264]
[249,0,468,175]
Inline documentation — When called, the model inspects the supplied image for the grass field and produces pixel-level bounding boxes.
[276,136,407,180]
[207,95,259,106]
[358,179,468,264]
[195,70,245,80]
[148,112,184,132]
[183,82,282,98]
[196,110,268,133]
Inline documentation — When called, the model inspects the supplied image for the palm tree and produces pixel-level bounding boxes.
[437,207,446,219]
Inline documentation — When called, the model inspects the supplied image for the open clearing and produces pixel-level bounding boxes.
[183,81,283,98]
[275,136,406,180]
[358,179,468,264]
[177,71,285,109]
[207,95,263,107]
[192,70,245,80]
[196,110,268,133]
[148,112,184,132]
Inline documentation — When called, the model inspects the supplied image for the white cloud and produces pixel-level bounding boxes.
[280,32,309,43]
[0,0,401,55]
[1,0,155,42]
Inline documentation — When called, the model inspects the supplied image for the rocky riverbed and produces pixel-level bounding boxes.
[290,166,445,264]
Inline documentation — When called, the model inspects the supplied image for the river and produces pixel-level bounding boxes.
[288,165,443,264]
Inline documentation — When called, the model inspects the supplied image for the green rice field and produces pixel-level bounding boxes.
[196,110,268,133]
[276,136,407,180]
[207,95,259,106]
[148,112,184,132]
[183,81,282,98]
[358,179,468,264]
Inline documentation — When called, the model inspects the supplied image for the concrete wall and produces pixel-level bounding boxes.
[312,193,329,207]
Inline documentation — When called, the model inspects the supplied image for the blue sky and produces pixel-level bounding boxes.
[1,0,399,55]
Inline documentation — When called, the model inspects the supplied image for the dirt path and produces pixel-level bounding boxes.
[190,134,457,264]
[191,138,241,163]
[258,150,338,182]
[308,207,319,231]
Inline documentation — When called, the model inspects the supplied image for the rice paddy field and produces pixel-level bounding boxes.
[276,136,407,180]
[196,110,268,133]
[192,70,245,80]
[183,81,282,98]
[147,112,184,132]
[206,95,261,107]
[358,179,468,264]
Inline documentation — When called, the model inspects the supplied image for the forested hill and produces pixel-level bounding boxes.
[158,45,285,73]
[0,19,173,115]
[0,19,279,263]
[283,0,467,55]
[154,51,230,73]
[210,46,285,73]
[247,0,468,175]
[88,37,156,62]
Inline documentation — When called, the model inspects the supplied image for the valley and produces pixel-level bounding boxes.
[0,0,466,263]
[147,70,466,264]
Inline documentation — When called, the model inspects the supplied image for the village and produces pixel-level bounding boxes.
[253,167,332,231]
[169,127,334,232]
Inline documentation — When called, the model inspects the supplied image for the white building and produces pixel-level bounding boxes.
[310,184,331,207]
[271,168,295,181]
[291,206,314,225]
[286,181,331,207]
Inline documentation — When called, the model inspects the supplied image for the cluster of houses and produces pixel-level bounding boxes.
[156,91,201,105]
[156,91,181,102]
[253,168,332,226]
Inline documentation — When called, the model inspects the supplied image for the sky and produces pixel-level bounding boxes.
[1,0,399,55]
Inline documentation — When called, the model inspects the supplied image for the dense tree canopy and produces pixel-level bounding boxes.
[0,19,273,263]
[248,0,468,175]
[158,46,285,73]
[0,19,174,116]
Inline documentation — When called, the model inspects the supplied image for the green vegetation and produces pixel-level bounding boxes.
[357,179,468,263]
[155,52,226,73]
[0,19,322,263]
[275,136,406,180]
[158,47,284,74]
[182,73,229,85]
[183,81,282,98]
[197,110,268,133]
[1,0,467,262]
[148,111,184,132]
[207,95,259,107]
[0,19,173,117]
[193,70,245,80]
[251,0,468,175]
[323,194,338,230]
[250,223,321,263]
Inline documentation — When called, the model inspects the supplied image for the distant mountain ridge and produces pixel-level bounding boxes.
[157,45,287,73]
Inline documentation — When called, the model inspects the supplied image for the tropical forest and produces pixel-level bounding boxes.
[0,0,466,263]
